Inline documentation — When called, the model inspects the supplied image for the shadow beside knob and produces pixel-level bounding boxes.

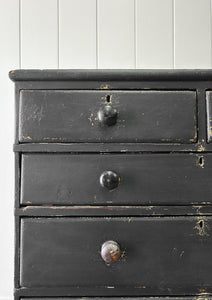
[101,240,121,265]
[98,105,118,126]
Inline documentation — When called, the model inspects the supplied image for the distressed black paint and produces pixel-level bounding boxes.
[19,90,196,143]
[21,153,212,206]
[20,217,212,292]
[10,70,212,300]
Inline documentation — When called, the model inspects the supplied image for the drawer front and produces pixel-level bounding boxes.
[20,217,212,294]
[19,90,197,143]
[21,153,212,206]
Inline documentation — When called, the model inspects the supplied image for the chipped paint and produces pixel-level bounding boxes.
[22,206,29,211]
[189,127,198,143]
[192,205,203,215]
[194,217,209,237]
[145,206,153,211]
[197,144,205,152]
[196,291,210,299]
[88,112,95,126]
[24,136,32,140]
[198,289,206,293]
[121,249,126,258]
[179,250,184,258]
[196,155,205,168]
[100,84,110,90]
[190,137,197,143]
[209,126,212,138]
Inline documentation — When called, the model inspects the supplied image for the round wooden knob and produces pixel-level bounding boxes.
[101,240,121,264]
[98,105,118,126]
[100,171,120,190]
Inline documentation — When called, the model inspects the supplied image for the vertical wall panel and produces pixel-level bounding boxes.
[0,0,19,298]
[21,0,58,68]
[59,0,96,69]
[98,0,135,68]
[136,0,173,69]
[175,0,211,68]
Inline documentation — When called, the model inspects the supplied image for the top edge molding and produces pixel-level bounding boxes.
[8,69,212,82]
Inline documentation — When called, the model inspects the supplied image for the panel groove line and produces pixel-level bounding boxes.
[96,0,98,69]
[21,0,58,68]
[174,0,212,68]
[0,0,19,298]
[19,0,21,68]
[59,0,96,68]
[211,0,212,68]
[136,0,173,69]
[173,0,175,68]
[97,0,135,68]
[134,0,137,68]
[57,0,59,68]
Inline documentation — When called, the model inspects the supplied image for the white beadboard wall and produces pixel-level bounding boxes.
[1,0,212,298]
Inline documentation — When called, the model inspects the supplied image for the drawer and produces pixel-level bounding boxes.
[21,153,212,206]
[20,216,212,294]
[19,90,197,143]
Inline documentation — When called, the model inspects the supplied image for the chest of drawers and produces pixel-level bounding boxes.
[10,69,212,300]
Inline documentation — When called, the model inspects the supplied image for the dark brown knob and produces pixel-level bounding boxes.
[98,105,118,126]
[101,240,121,264]
[99,171,120,190]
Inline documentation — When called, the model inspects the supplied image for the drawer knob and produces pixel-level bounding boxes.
[101,240,121,264]
[98,105,118,126]
[100,171,120,190]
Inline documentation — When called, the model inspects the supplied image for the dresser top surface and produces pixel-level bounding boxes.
[9,69,212,82]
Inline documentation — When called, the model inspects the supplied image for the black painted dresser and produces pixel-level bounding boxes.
[9,70,212,300]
